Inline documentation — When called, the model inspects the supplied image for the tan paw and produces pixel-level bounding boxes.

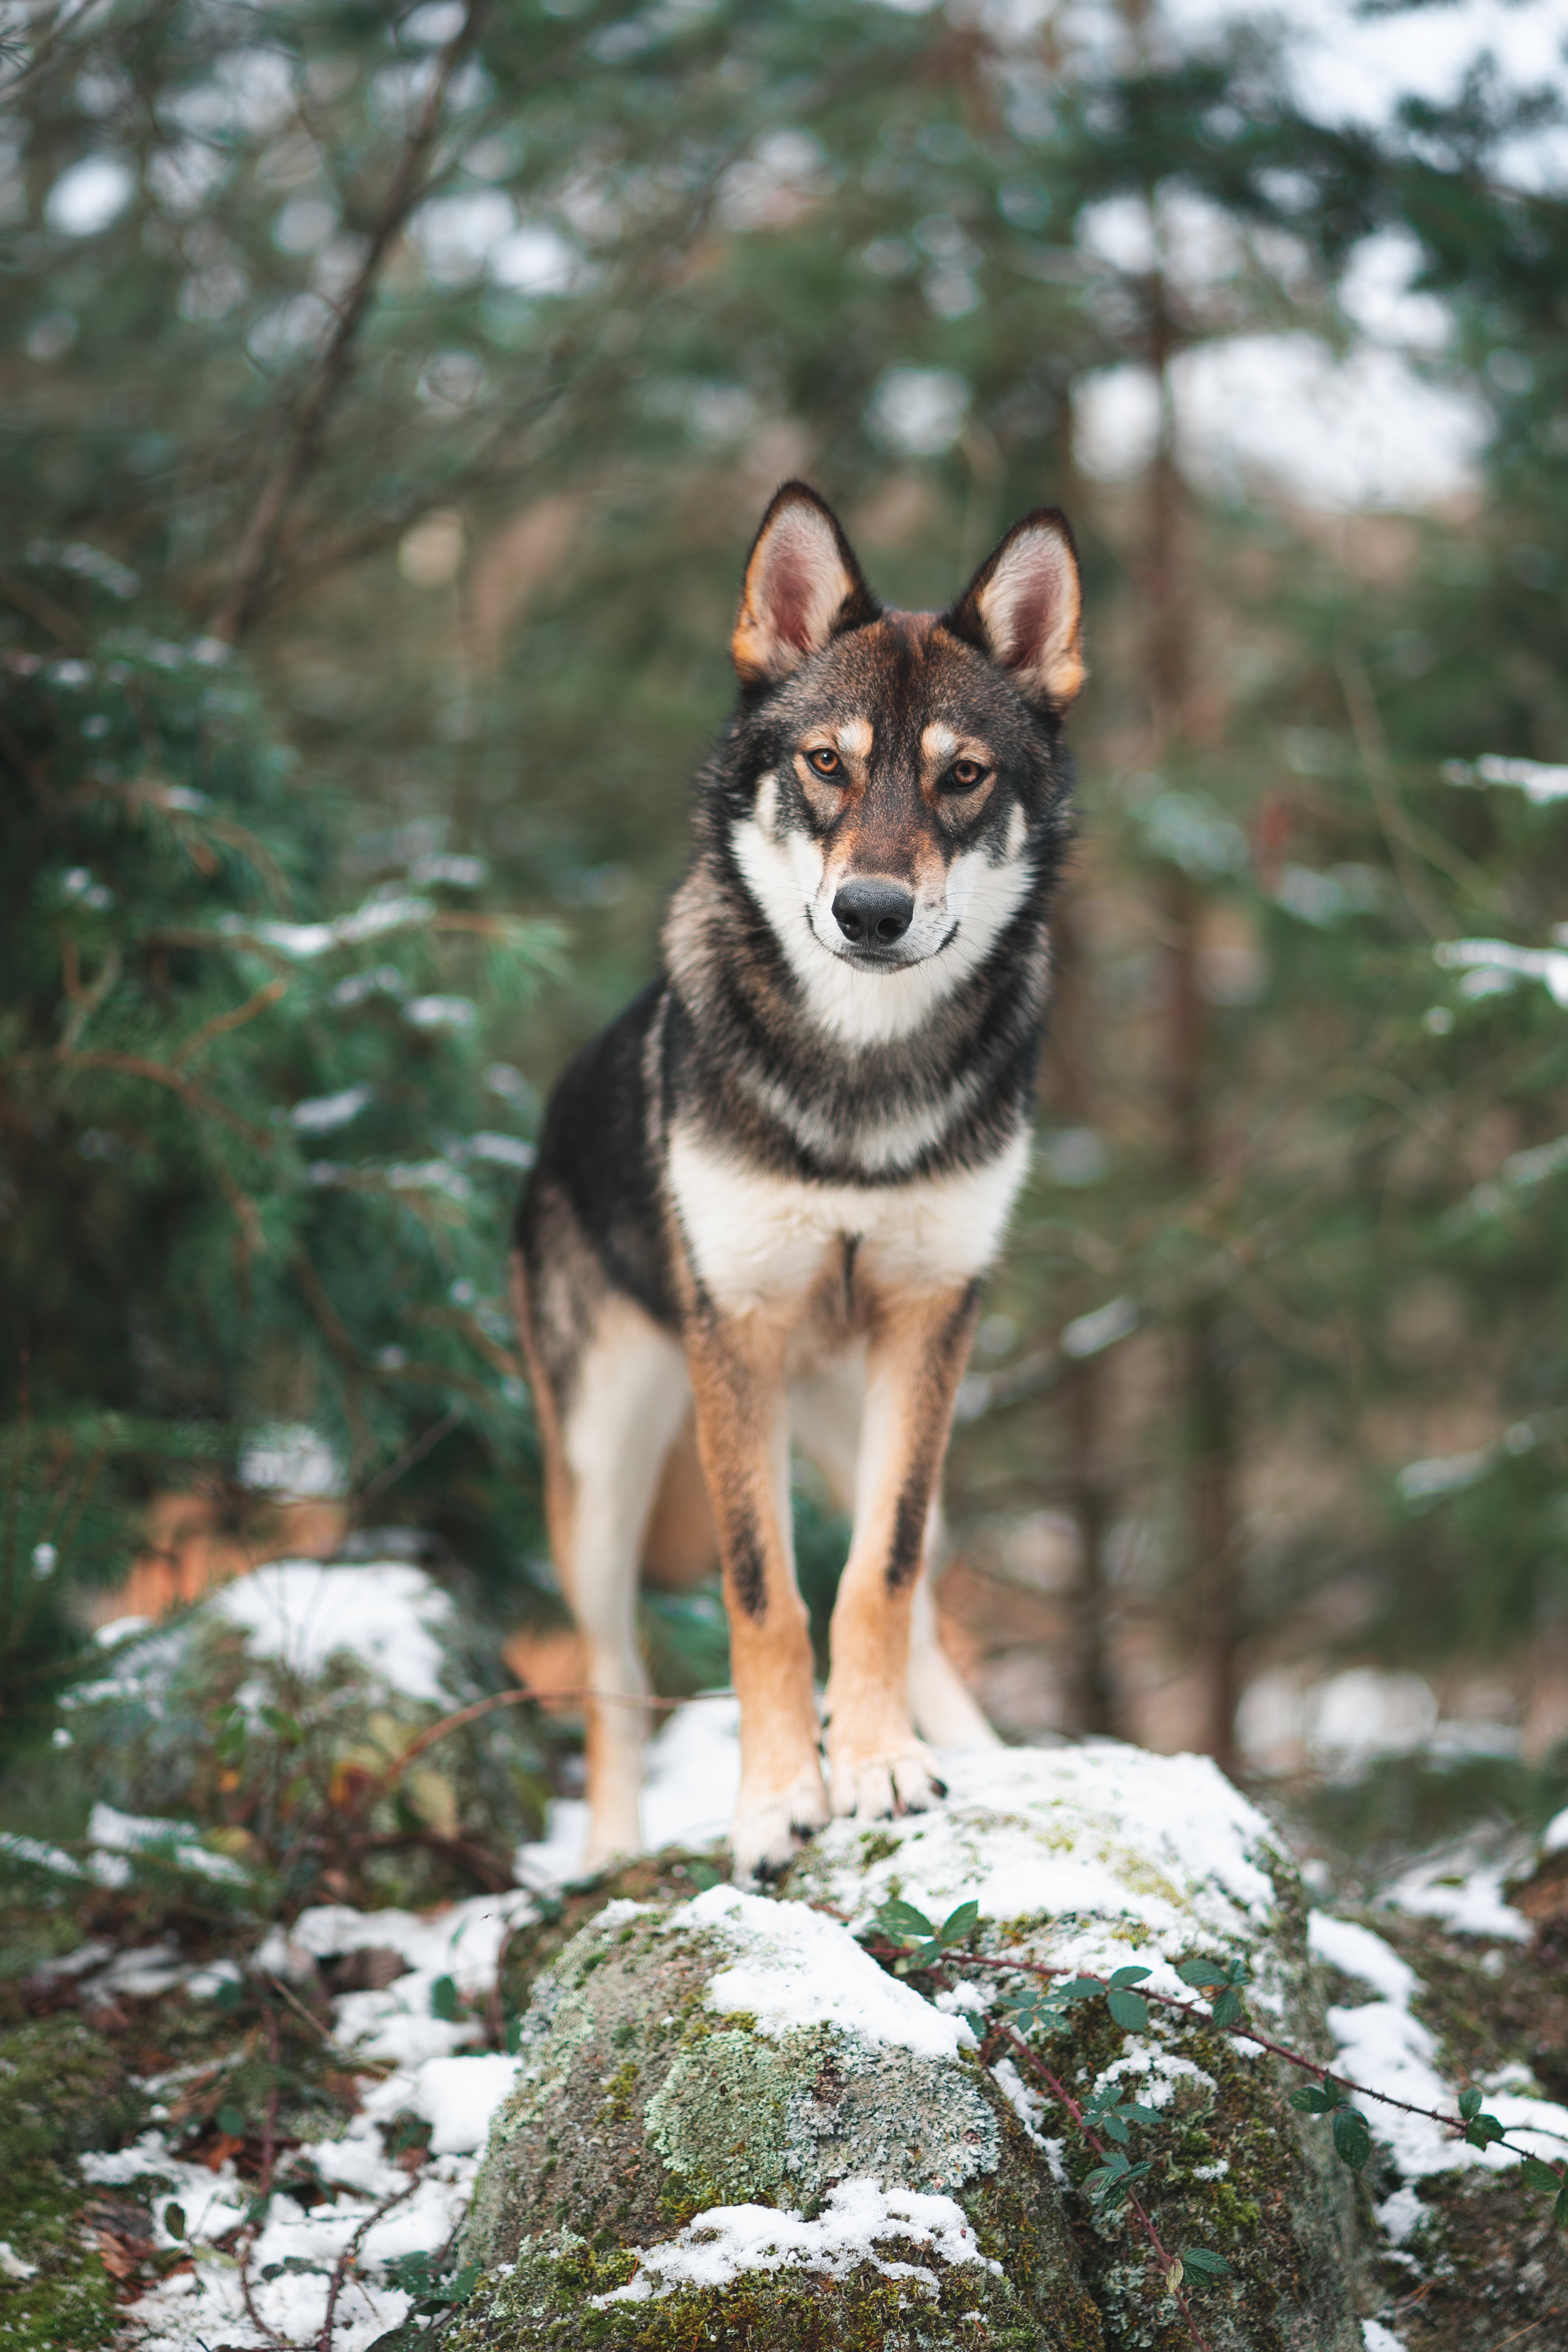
[729,1763,830,1883]
[828,1740,946,1822]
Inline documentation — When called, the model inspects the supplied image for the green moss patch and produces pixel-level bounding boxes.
[0,2020,145,2351]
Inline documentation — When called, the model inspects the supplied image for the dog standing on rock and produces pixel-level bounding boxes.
[513,482,1084,1879]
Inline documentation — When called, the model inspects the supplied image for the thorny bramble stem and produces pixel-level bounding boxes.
[945,1948,1568,2165]
[997,2021,1215,2352]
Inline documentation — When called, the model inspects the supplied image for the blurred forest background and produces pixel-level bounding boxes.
[5,0,1568,1840]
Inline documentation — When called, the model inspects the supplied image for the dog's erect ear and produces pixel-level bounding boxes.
[732,482,878,688]
[943,507,1085,708]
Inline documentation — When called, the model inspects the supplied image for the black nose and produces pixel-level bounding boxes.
[832,877,915,949]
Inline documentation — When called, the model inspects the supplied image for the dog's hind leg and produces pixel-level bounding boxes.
[686,1311,826,1881]
[907,1503,1000,1749]
[824,1280,981,1820]
[520,1268,691,1870]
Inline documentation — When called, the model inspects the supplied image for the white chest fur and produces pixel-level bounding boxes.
[667,1120,1031,1312]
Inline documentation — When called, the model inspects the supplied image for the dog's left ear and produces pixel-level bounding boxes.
[944,508,1085,708]
[732,481,878,688]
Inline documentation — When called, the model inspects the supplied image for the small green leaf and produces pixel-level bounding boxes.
[1457,2087,1482,2121]
[877,1899,935,1942]
[1102,2114,1130,2146]
[1107,1988,1149,2030]
[1555,2183,1568,2230]
[1521,2159,1563,2195]
[938,1899,980,1944]
[1463,2113,1505,2150]
[505,2012,523,2055]
[1179,2247,1231,2279]
[1332,2107,1371,2172]
[164,2203,186,2240]
[1122,2101,1165,2126]
[1289,2086,1335,2115]
[1059,1976,1103,2002]
[687,1861,719,1892]
[961,2010,988,2042]
[430,1974,459,2021]
[217,2104,246,2139]
[1176,1957,1230,1990]
[1210,1986,1244,2029]
[1109,1965,1153,1989]
[260,1705,303,1743]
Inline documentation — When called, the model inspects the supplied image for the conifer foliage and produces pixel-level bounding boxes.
[0,613,554,1748]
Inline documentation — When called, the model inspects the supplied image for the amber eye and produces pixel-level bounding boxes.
[946,758,987,791]
[805,746,842,777]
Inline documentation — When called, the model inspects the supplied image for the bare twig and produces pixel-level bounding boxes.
[356,1405,465,1507]
[0,568,87,647]
[208,1,490,645]
[1335,646,1452,937]
[315,2172,421,2352]
[172,978,288,1066]
[376,1682,700,1800]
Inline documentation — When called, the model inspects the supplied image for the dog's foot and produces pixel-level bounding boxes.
[828,1740,946,1823]
[729,1764,830,1884]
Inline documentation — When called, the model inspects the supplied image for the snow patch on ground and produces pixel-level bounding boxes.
[101,1890,542,2349]
[593,2178,996,2306]
[517,1695,742,1882]
[1308,1909,1419,2002]
[1311,1907,1568,2183]
[212,1558,456,1704]
[672,1882,971,2060]
[1381,1849,1531,1942]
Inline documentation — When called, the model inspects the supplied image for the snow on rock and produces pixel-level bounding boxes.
[595,2178,996,2306]
[786,1740,1287,2015]
[211,1557,456,1704]
[459,1881,1104,2348]
[463,1741,1372,2351]
[670,1881,972,2060]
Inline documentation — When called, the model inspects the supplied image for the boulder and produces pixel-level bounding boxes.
[453,1743,1365,2350]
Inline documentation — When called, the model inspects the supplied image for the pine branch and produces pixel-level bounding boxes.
[207,0,491,646]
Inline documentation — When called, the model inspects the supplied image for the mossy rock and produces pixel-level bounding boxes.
[460,1892,1102,2349]
[781,1743,1366,2352]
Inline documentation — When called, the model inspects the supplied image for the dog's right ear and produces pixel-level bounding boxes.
[732,482,878,689]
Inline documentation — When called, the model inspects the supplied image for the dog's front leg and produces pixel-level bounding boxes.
[825,1279,980,1819]
[685,1307,826,1879]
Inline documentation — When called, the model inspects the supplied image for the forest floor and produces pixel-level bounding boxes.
[1,1606,1565,2352]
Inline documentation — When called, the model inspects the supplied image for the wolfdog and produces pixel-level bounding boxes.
[512,481,1083,1877]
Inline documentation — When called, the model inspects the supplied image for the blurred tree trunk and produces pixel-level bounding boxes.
[1143,267,1243,1777]
[1044,892,1118,1739]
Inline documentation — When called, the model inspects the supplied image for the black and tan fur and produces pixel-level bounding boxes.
[513,483,1085,1876]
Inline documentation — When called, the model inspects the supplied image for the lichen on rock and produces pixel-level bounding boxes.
[784,1742,1366,2352]
[457,1743,1368,2350]
[460,1883,1100,2348]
